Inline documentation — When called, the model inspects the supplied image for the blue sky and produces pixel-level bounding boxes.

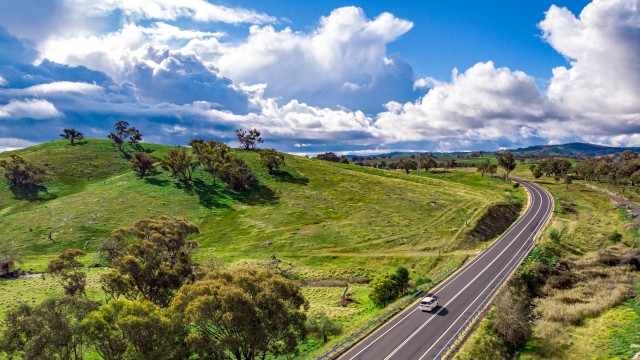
[0,0,638,153]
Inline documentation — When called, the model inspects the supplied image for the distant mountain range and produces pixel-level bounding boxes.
[346,143,640,159]
[504,143,640,157]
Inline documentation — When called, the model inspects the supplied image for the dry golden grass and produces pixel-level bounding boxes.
[534,247,635,325]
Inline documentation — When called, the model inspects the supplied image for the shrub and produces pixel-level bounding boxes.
[369,273,400,307]
[549,228,563,242]
[608,231,623,243]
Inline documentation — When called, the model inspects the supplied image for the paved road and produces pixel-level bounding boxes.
[338,180,553,360]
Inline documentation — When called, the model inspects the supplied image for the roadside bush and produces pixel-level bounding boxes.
[369,273,400,307]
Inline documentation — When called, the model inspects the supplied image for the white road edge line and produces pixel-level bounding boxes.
[380,184,545,360]
[342,181,541,360]
[422,183,552,359]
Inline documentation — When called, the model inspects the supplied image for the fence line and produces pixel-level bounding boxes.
[316,255,469,360]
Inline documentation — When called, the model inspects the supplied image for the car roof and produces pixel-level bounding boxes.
[422,296,436,301]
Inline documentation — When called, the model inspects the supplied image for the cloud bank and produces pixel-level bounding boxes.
[0,0,638,153]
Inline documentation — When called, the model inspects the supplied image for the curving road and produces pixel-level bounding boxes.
[338,179,553,360]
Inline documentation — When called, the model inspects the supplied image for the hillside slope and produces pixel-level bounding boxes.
[0,139,522,274]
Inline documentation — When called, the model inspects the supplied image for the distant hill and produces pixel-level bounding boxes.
[503,143,640,157]
[345,142,640,160]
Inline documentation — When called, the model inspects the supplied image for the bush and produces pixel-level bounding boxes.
[549,228,563,242]
[608,231,623,243]
[512,182,520,189]
[369,273,400,307]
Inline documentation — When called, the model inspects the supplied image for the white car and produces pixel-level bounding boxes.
[419,296,438,312]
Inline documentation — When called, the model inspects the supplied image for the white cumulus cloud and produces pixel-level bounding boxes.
[0,99,63,119]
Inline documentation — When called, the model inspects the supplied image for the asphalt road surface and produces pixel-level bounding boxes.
[338,179,553,360]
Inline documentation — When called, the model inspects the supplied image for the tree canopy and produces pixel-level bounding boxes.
[172,268,308,360]
[60,128,84,145]
[100,217,199,307]
[235,128,264,150]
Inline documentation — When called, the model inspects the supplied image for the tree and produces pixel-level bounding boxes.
[564,175,573,189]
[48,249,88,297]
[108,120,130,150]
[115,120,130,139]
[369,272,400,307]
[82,298,189,360]
[340,155,349,164]
[60,128,84,145]
[131,152,155,179]
[163,147,197,187]
[100,217,199,307]
[305,311,342,344]
[489,164,498,177]
[477,160,490,177]
[235,128,264,150]
[108,121,143,150]
[395,266,410,295]
[189,139,231,186]
[0,297,98,360]
[260,148,285,174]
[0,155,47,198]
[107,132,124,150]
[398,158,418,174]
[531,165,543,179]
[497,153,516,181]
[419,155,437,172]
[220,154,256,191]
[127,127,142,145]
[172,268,308,360]
[315,152,341,162]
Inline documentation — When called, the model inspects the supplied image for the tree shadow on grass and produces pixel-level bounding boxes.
[189,178,233,210]
[234,183,279,206]
[429,170,452,174]
[10,184,51,201]
[144,175,171,187]
[272,170,309,186]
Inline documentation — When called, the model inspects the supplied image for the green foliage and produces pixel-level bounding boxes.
[497,152,517,179]
[100,217,199,307]
[130,152,155,179]
[476,160,490,177]
[172,268,308,360]
[513,182,520,189]
[220,153,256,191]
[398,158,418,174]
[395,266,410,295]
[260,148,285,174]
[608,231,623,243]
[305,310,343,343]
[82,298,189,360]
[60,128,84,145]
[48,249,87,297]
[235,128,264,150]
[548,227,563,242]
[0,296,98,360]
[163,147,197,186]
[369,272,401,307]
[315,152,341,162]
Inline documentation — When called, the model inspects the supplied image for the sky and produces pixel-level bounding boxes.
[0,0,638,153]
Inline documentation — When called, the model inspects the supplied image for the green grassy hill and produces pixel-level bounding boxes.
[0,138,529,357]
[0,139,523,275]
